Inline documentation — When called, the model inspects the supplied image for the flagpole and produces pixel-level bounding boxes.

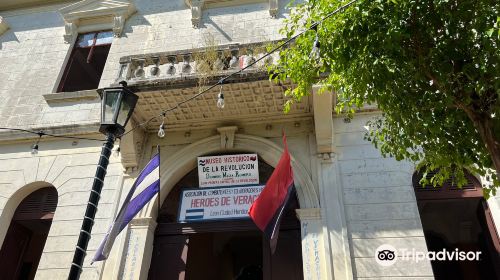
[156,145,160,219]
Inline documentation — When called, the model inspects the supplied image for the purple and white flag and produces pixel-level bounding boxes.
[92,153,160,263]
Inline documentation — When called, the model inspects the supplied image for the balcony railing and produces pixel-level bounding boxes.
[115,42,279,88]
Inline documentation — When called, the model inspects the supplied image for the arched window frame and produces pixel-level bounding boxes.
[412,169,483,200]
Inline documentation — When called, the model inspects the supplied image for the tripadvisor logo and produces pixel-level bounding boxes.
[375,244,397,266]
[374,244,482,266]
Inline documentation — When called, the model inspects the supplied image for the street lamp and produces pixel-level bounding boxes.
[69,81,138,280]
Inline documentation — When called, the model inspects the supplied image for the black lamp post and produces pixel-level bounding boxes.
[69,81,138,280]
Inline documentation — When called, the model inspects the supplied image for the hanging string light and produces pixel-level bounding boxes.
[217,85,225,109]
[158,113,166,138]
[31,132,43,155]
[309,24,321,66]
[114,146,121,157]
[0,1,357,143]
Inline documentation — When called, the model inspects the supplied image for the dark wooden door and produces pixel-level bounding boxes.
[0,222,32,279]
[148,235,189,280]
[263,229,303,280]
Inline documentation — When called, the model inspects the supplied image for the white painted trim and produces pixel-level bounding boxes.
[0,181,54,250]
[152,134,319,211]
[59,0,136,42]
[316,154,354,280]
[184,0,278,27]
[113,133,320,280]
[312,85,335,154]
[0,17,9,36]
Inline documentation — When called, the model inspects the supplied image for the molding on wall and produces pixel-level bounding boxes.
[312,85,335,154]
[184,0,277,28]
[42,89,99,103]
[120,119,146,170]
[296,208,322,220]
[59,0,136,43]
[0,17,9,35]
[216,126,238,149]
[0,123,101,143]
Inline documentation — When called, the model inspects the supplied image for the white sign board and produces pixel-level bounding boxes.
[197,154,259,188]
[178,185,265,222]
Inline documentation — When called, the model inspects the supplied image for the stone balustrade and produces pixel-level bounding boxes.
[115,42,279,86]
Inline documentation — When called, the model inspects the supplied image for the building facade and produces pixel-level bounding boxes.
[0,0,498,279]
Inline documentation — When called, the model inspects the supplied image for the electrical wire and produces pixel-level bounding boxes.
[0,0,358,142]
[118,0,358,138]
[0,127,106,142]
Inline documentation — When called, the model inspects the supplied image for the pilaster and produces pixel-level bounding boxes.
[296,208,330,280]
[120,217,157,280]
[316,153,354,280]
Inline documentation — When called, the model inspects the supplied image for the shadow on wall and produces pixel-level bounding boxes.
[0,30,19,49]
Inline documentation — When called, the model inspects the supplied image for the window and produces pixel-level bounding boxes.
[57,31,113,92]
[412,170,500,279]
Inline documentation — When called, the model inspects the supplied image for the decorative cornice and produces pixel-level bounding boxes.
[119,119,146,170]
[0,123,102,143]
[312,84,335,154]
[216,126,237,149]
[184,0,277,27]
[184,0,204,28]
[269,0,278,17]
[295,208,322,220]
[42,89,99,103]
[317,152,335,162]
[130,217,157,228]
[0,17,9,36]
[59,0,136,43]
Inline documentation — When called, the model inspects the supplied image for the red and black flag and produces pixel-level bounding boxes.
[249,133,295,253]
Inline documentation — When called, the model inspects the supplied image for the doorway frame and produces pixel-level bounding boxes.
[108,133,330,280]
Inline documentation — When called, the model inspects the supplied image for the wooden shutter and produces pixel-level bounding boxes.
[413,170,483,200]
[263,229,303,280]
[13,188,58,221]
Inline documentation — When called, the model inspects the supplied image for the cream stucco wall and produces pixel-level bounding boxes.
[0,1,498,280]
[0,138,124,279]
[0,0,288,130]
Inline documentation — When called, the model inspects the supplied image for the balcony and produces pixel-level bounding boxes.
[115,42,312,131]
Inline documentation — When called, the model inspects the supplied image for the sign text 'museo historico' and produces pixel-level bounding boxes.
[197,154,259,188]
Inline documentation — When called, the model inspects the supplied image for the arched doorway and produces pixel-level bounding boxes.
[413,171,500,279]
[148,158,303,280]
[0,186,58,280]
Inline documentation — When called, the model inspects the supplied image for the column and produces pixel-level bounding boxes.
[296,208,329,280]
[120,217,157,280]
[316,153,354,280]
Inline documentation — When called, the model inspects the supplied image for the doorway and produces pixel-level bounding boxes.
[147,159,304,280]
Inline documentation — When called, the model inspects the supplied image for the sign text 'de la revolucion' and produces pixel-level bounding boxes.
[197,154,259,188]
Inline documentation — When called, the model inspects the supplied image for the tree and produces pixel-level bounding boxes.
[272,0,500,196]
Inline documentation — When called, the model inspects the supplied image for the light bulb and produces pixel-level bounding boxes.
[310,34,321,66]
[31,144,38,155]
[114,147,121,157]
[158,123,165,138]
[217,91,225,109]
